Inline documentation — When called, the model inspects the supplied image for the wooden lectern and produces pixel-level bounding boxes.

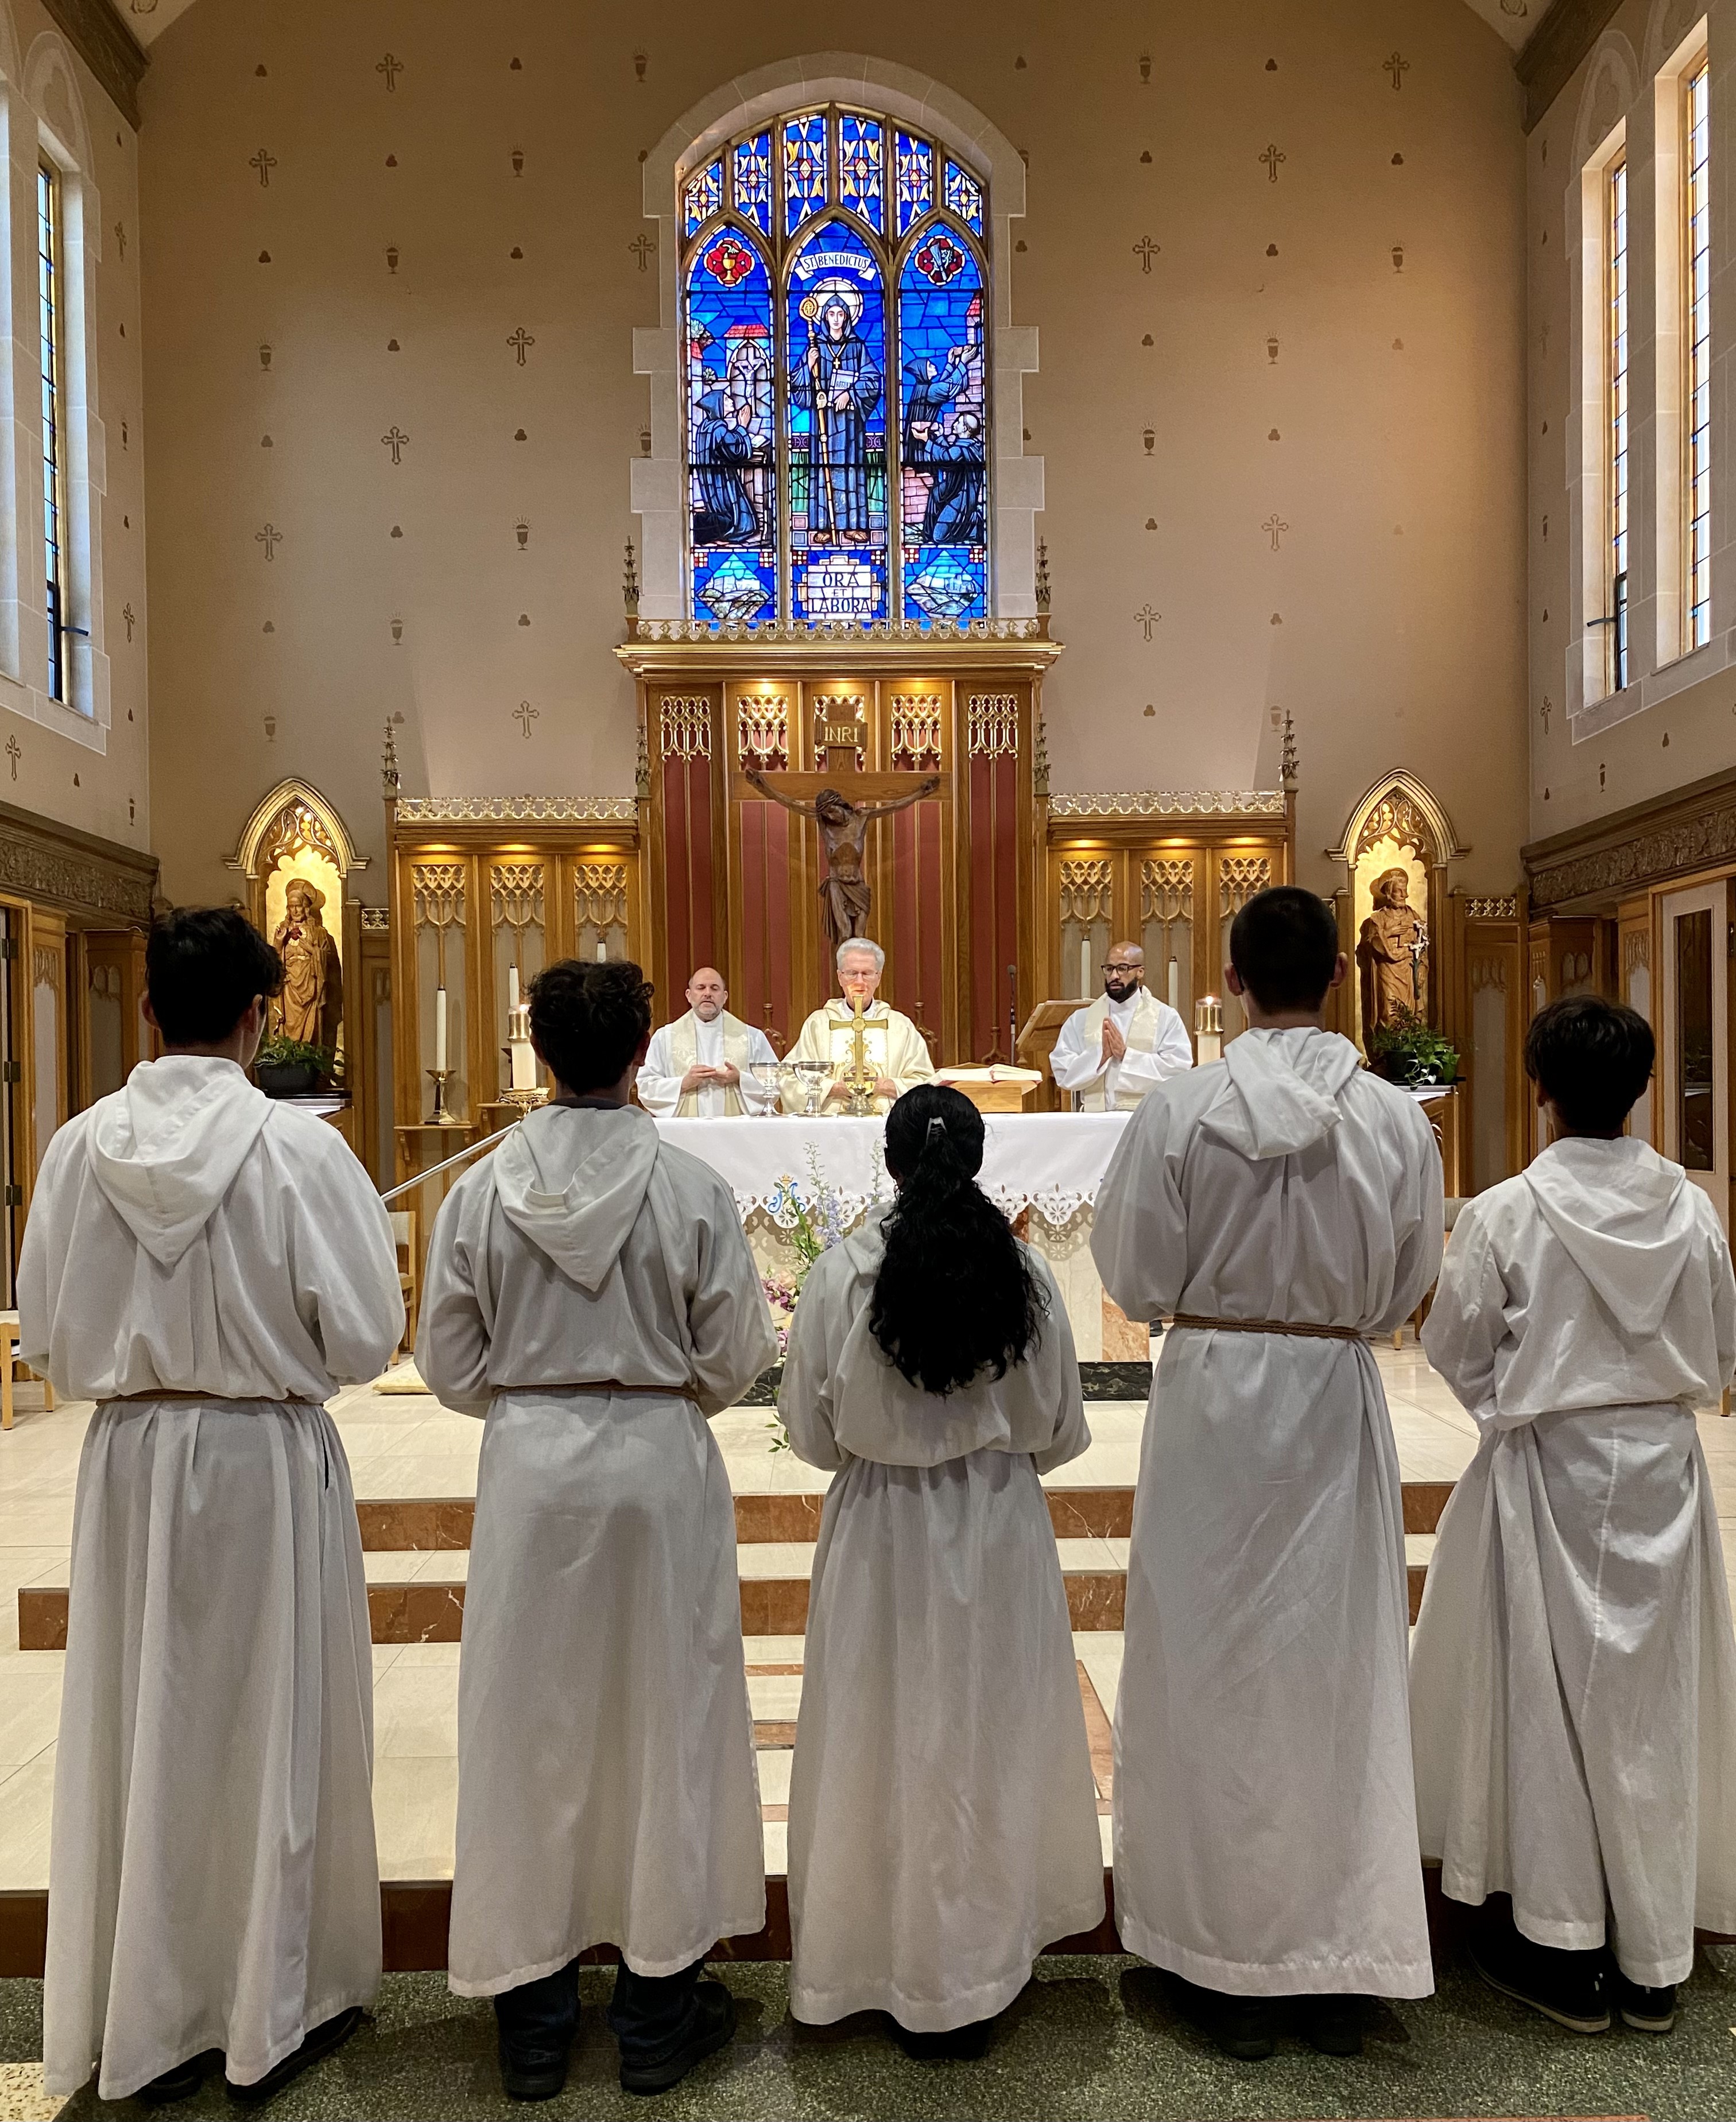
[1017,1000,1079,1113]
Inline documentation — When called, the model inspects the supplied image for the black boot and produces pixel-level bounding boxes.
[224,2006,366,2105]
[890,2016,995,2061]
[1470,1917,1610,2035]
[1304,1995,1367,2056]
[493,1959,582,2102]
[135,2051,222,2107]
[1170,1975,1276,2060]
[609,1961,739,2096]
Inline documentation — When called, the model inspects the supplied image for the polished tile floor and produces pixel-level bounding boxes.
[3,1343,1734,1896]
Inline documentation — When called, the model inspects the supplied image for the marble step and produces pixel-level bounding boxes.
[16,1487,1452,1648]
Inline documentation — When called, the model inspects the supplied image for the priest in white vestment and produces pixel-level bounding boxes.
[18,907,403,2108]
[780,1085,1104,2057]
[1050,941,1194,1110]
[784,939,935,1114]
[420,957,777,2101]
[1092,886,1442,2059]
[1412,995,1736,2037]
[636,965,779,1118]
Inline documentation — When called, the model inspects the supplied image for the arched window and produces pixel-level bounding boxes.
[681,106,989,628]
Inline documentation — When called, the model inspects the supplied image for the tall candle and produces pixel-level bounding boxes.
[1080,938,1091,998]
[508,965,520,1011]
[434,986,448,1073]
[596,940,607,963]
[1168,956,1180,1011]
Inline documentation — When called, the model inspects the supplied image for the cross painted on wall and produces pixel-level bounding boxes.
[381,426,410,464]
[514,701,540,739]
[627,234,654,273]
[1133,236,1160,273]
[114,219,126,259]
[1385,51,1410,91]
[250,148,278,188]
[122,602,135,642]
[1134,603,1161,639]
[1263,514,1288,550]
[255,522,282,561]
[6,737,20,781]
[507,327,535,365]
[1260,143,1286,184]
[376,52,404,91]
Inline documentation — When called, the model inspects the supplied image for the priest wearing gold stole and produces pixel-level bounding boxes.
[1050,942,1195,1111]
[785,940,936,1115]
[636,967,780,1119]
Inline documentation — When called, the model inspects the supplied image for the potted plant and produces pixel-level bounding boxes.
[1365,1006,1460,1089]
[253,1033,334,1097]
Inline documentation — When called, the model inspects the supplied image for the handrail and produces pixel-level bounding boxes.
[379,1121,520,1205]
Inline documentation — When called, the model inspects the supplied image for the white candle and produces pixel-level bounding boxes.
[596,940,608,963]
[434,986,448,1073]
[1080,938,1091,998]
[1168,956,1180,1011]
[508,965,520,1011]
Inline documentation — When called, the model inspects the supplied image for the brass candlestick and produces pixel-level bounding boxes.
[426,1067,454,1123]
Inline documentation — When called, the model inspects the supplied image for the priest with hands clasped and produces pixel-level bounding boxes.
[1050,942,1195,1110]
[635,965,779,1118]
[784,938,936,1114]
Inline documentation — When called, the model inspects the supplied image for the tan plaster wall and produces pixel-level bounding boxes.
[139,0,1528,907]
[2,0,149,860]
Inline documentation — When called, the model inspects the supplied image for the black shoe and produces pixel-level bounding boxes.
[498,2041,572,2101]
[890,2016,995,2061]
[617,1980,737,2096]
[1470,1929,1610,2035]
[1169,1976,1275,2060]
[225,2005,366,2106]
[136,2051,223,2107]
[1613,1972,1677,2033]
[1304,1995,1366,2055]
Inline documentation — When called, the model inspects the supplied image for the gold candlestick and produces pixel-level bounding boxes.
[1194,994,1223,1066]
[426,1067,454,1123]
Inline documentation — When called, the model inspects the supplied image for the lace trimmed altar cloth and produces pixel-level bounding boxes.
[649,1112,1130,1233]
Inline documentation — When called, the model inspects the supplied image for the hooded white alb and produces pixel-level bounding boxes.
[1091,1027,1444,1997]
[22,1054,403,2104]
[1413,1132,1736,1985]
[778,1208,1105,2030]
[19,1053,403,1401]
[419,1100,776,1992]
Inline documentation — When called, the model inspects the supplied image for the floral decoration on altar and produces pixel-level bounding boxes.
[760,1149,887,1450]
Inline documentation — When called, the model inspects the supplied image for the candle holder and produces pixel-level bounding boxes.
[425,1068,455,1124]
[1194,994,1224,1066]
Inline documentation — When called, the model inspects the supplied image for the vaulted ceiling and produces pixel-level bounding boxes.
[108,0,1559,55]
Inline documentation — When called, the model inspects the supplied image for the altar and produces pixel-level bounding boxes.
[653,1110,1141,1359]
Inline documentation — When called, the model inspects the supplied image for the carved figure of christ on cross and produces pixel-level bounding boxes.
[745,769,941,951]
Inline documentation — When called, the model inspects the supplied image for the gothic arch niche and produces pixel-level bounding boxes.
[1329,773,1466,1053]
[638,55,1040,623]
[226,780,368,1066]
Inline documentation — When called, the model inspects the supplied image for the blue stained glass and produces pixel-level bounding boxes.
[783,113,828,236]
[787,218,888,621]
[685,229,777,627]
[683,158,723,237]
[943,158,984,236]
[733,132,772,234]
[896,132,932,235]
[839,112,884,232]
[898,222,986,623]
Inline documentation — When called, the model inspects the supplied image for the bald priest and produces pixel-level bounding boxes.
[785,940,935,1116]
[1051,942,1194,1111]
[637,967,780,1118]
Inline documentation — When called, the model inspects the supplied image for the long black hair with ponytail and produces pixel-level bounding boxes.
[868,1083,1044,1396]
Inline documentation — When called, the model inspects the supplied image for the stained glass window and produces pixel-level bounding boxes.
[896,133,933,235]
[733,132,772,235]
[686,229,777,627]
[784,113,828,236]
[38,162,65,703]
[683,158,723,237]
[680,107,989,624]
[943,158,983,236]
[899,228,987,622]
[1686,61,1711,650]
[839,112,884,232]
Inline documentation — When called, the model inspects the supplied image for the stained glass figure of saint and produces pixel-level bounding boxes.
[787,221,887,620]
[898,227,987,622]
[685,230,777,626]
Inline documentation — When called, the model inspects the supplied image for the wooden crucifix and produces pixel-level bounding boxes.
[745,765,941,951]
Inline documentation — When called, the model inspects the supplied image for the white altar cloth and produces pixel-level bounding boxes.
[650,1112,1130,1231]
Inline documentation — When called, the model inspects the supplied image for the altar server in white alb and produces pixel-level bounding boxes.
[1050,941,1194,1111]
[1092,886,1442,2061]
[1412,996,1736,2039]
[784,938,936,1113]
[635,965,780,1118]
[420,959,777,2102]
[780,1084,1103,2059]
[19,907,403,2110]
